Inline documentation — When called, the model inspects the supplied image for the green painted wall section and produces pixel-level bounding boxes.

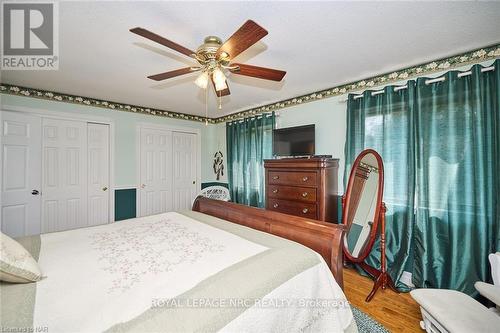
[115,185,226,220]
[115,189,136,221]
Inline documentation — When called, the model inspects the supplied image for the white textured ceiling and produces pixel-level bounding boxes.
[2,1,500,117]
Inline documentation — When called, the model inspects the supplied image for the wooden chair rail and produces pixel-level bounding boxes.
[191,196,345,288]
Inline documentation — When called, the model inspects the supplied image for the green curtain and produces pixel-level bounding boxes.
[345,60,500,296]
[345,84,416,291]
[226,113,275,207]
[413,61,500,296]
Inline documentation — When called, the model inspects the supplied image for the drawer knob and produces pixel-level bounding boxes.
[272,175,280,180]
[302,208,309,214]
[272,189,278,193]
[302,192,308,197]
[273,203,279,208]
[302,176,309,182]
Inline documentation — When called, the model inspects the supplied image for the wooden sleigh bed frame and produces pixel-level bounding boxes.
[192,196,346,288]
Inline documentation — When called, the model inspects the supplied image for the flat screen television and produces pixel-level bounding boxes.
[273,125,315,157]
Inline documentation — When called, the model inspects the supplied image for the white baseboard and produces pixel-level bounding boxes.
[114,185,137,190]
[400,271,415,288]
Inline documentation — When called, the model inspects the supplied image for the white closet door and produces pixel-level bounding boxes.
[42,118,88,232]
[139,128,172,216]
[1,111,42,237]
[172,131,197,211]
[87,123,110,226]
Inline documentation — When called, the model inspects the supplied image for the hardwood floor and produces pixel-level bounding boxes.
[343,268,423,332]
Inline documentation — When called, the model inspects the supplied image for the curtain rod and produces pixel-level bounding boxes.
[227,112,276,124]
[347,65,495,101]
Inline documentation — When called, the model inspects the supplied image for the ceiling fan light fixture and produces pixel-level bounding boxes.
[212,67,226,89]
[215,79,228,92]
[194,71,209,89]
[219,51,230,60]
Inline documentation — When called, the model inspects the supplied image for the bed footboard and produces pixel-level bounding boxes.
[192,196,345,289]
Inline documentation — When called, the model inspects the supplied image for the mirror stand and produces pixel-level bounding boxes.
[343,202,398,301]
[341,149,400,302]
[358,203,398,302]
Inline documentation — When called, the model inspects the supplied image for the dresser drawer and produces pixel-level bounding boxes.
[268,185,317,203]
[268,171,317,186]
[267,198,317,219]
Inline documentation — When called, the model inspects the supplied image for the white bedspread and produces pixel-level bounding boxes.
[220,260,354,333]
[26,211,355,333]
[34,212,267,332]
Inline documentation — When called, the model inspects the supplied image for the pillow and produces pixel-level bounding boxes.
[0,232,43,283]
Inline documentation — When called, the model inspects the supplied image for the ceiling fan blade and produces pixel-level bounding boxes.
[147,67,196,81]
[130,27,195,57]
[216,20,268,60]
[211,77,231,97]
[230,63,286,81]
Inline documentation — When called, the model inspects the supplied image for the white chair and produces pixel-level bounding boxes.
[475,253,500,315]
[199,186,230,201]
[411,252,500,333]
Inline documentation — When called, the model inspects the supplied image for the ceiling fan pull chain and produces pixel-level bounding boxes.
[205,86,209,126]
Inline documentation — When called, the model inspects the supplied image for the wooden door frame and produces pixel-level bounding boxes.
[136,122,201,217]
[0,105,116,224]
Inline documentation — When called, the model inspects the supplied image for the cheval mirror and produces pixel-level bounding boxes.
[342,149,398,302]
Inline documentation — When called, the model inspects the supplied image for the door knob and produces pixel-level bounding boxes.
[272,189,278,193]
[302,192,308,197]
[273,203,279,208]
[302,208,309,214]
[141,184,146,189]
[102,187,108,191]
[192,180,196,184]
[302,176,309,182]
[31,189,40,195]
[272,175,279,180]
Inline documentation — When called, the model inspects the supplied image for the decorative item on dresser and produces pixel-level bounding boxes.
[264,157,339,222]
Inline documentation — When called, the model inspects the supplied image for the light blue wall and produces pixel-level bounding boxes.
[213,123,228,183]
[216,96,347,191]
[215,96,347,191]
[276,94,347,192]
[0,94,218,187]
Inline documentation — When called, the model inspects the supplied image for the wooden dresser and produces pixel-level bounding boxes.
[264,157,339,222]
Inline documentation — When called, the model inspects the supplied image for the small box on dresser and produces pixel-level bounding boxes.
[264,157,339,222]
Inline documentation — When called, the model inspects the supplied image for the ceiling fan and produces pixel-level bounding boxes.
[130,20,286,110]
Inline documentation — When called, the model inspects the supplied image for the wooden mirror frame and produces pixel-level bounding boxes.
[342,149,398,302]
[342,148,384,263]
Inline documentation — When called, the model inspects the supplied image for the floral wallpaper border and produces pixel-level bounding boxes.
[1,44,499,124]
[0,85,215,124]
[215,44,500,123]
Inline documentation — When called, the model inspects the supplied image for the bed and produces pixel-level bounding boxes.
[1,197,355,333]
